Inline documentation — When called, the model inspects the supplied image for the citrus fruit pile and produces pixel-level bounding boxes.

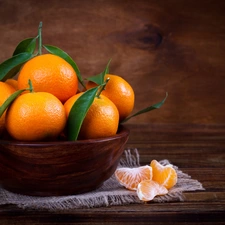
[0,65,133,141]
[0,22,167,142]
[115,159,177,201]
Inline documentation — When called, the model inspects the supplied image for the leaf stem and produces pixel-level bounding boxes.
[120,92,168,123]
[38,22,43,55]
[28,79,34,92]
[96,77,110,98]
[0,89,27,117]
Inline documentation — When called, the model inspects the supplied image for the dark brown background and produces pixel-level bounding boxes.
[0,0,225,124]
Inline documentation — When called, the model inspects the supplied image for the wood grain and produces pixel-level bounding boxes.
[0,123,225,224]
[0,126,129,196]
[0,0,225,124]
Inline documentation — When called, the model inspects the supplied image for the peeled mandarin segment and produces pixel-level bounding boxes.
[150,160,178,189]
[137,180,168,201]
[115,165,152,190]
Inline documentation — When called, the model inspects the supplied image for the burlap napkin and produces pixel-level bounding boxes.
[0,149,204,211]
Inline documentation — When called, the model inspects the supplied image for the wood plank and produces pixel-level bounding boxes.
[0,123,224,224]
[0,0,225,124]
[1,202,225,225]
[126,124,225,141]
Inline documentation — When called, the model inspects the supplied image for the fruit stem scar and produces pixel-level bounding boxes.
[96,77,110,98]
[38,21,43,55]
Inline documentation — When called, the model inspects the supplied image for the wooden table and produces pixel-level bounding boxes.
[0,124,225,224]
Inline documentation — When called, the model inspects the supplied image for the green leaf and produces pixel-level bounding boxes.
[0,52,33,81]
[86,59,111,85]
[13,37,37,56]
[67,86,99,141]
[0,89,27,117]
[43,44,85,89]
[120,92,168,123]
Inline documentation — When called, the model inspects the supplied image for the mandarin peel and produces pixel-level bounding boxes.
[86,74,135,121]
[64,89,119,140]
[5,92,67,141]
[0,82,16,136]
[17,54,78,103]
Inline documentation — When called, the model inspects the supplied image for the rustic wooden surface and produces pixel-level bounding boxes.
[1,1,225,224]
[0,0,225,124]
[0,123,225,224]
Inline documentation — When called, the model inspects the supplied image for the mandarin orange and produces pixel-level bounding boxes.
[5,79,18,90]
[17,54,78,103]
[0,82,16,136]
[5,91,67,141]
[86,74,135,121]
[64,92,119,139]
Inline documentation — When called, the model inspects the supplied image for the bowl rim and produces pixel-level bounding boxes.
[0,125,130,146]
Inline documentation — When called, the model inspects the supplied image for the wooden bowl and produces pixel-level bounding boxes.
[0,126,129,196]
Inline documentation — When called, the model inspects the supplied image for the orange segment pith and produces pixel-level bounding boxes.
[137,180,168,201]
[150,160,177,190]
[115,165,152,190]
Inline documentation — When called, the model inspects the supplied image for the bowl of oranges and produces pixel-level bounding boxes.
[0,23,166,196]
[0,55,133,196]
